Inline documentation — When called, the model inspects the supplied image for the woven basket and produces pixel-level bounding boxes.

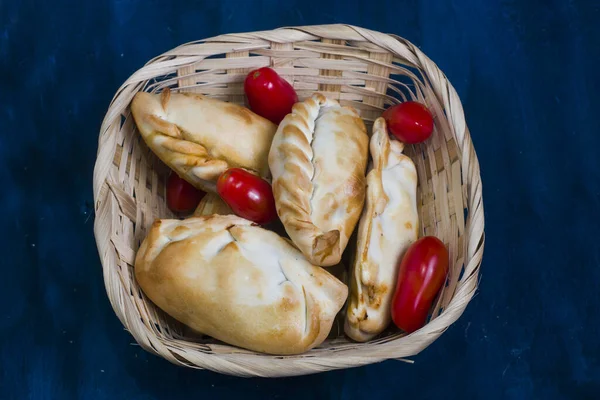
[93,24,485,378]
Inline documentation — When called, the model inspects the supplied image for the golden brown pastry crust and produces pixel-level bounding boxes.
[345,118,419,342]
[135,215,348,355]
[192,193,232,217]
[268,93,369,267]
[131,88,277,192]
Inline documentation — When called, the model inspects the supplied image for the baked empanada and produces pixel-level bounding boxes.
[135,214,348,355]
[345,118,419,342]
[131,88,277,192]
[268,93,369,267]
[193,193,232,217]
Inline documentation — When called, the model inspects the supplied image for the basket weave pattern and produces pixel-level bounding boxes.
[93,24,484,377]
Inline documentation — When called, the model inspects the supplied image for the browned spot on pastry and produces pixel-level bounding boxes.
[339,176,366,237]
[334,111,364,131]
[280,142,310,165]
[312,92,327,104]
[224,103,254,125]
[246,265,266,288]
[355,306,367,321]
[279,297,297,312]
[220,241,239,254]
[342,132,368,158]
[287,217,315,232]
[353,116,367,133]
[366,283,389,309]
[171,225,191,237]
[159,135,208,156]
[344,174,366,198]
[282,121,309,143]
[282,161,306,180]
[296,115,310,131]
[313,230,340,261]
[318,194,339,222]
[267,327,288,341]
[181,92,205,102]
[333,130,345,143]
[291,103,309,121]
[277,283,300,313]
[405,222,413,230]
[369,297,382,309]
[148,115,181,138]
[276,179,311,214]
[160,87,171,110]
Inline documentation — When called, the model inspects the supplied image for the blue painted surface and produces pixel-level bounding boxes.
[1,0,600,398]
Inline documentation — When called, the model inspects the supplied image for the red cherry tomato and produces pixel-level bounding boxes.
[391,236,449,333]
[244,67,298,124]
[382,101,434,144]
[166,172,205,213]
[216,168,277,224]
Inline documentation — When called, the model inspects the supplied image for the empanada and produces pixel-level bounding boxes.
[193,193,232,217]
[345,118,419,342]
[135,214,348,355]
[131,88,277,192]
[268,93,369,267]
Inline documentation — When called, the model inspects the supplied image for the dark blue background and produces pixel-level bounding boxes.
[2,0,599,398]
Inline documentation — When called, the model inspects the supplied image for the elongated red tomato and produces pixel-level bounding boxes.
[244,67,298,124]
[166,172,205,213]
[216,168,277,224]
[383,101,434,144]
[391,236,449,333]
